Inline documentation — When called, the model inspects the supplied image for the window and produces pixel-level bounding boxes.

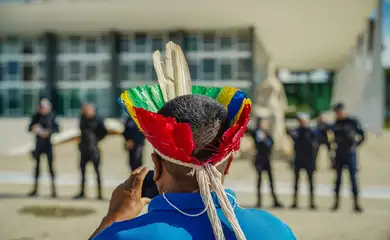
[203,33,216,51]
[135,60,147,74]
[23,63,34,82]
[69,60,81,74]
[121,39,130,52]
[86,64,98,81]
[4,36,19,54]
[203,59,216,80]
[151,36,164,51]
[22,40,33,54]
[220,35,233,50]
[120,64,130,81]
[69,36,82,53]
[237,59,251,79]
[85,38,97,53]
[220,61,232,80]
[188,61,199,81]
[134,33,147,53]
[186,35,199,51]
[237,33,251,51]
[57,64,65,81]
[203,59,215,73]
[7,61,19,75]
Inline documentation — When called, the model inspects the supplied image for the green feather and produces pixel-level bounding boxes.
[127,85,164,112]
[192,85,221,99]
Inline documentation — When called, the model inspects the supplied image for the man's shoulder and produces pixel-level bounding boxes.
[235,208,296,239]
[93,213,191,240]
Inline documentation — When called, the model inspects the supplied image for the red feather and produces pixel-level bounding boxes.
[132,102,251,169]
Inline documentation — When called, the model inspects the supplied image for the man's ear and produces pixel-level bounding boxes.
[151,152,162,182]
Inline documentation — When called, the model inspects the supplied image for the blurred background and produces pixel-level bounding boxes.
[0,0,389,240]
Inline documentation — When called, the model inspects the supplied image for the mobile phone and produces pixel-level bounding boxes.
[141,170,159,199]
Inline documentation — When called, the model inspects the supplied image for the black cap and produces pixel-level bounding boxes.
[333,103,345,111]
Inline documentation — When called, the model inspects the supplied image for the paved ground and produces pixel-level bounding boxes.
[1,133,390,240]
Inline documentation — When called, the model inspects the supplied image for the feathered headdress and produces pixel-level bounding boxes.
[118,42,250,240]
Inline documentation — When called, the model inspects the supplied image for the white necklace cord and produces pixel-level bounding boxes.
[162,193,209,217]
[161,192,238,218]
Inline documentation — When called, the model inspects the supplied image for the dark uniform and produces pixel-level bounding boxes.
[123,117,145,171]
[74,114,108,199]
[330,116,365,212]
[251,126,283,208]
[314,120,331,167]
[28,111,59,197]
[288,124,318,209]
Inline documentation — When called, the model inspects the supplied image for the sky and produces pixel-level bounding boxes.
[382,0,390,67]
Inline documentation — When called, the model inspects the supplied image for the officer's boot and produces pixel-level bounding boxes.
[51,180,57,198]
[28,180,38,197]
[256,189,262,208]
[290,193,298,209]
[73,182,85,199]
[330,194,339,211]
[309,194,317,210]
[353,195,363,213]
[97,182,103,201]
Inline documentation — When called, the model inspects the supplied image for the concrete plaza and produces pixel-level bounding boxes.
[0,133,390,240]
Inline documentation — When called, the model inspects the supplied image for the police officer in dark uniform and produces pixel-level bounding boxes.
[288,113,318,210]
[123,117,145,171]
[330,103,365,213]
[28,98,59,198]
[74,103,108,200]
[250,117,283,208]
[314,113,331,168]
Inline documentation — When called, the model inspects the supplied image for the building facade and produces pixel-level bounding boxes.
[0,29,255,117]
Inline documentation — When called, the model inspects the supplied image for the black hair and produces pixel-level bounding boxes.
[157,94,229,161]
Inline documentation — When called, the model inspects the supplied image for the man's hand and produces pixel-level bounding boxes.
[32,124,41,133]
[107,166,150,221]
[89,167,151,239]
[126,139,135,150]
[39,130,50,139]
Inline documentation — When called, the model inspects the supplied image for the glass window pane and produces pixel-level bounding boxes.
[69,36,81,53]
[135,60,147,74]
[23,63,34,82]
[4,36,19,54]
[203,59,215,73]
[57,64,65,81]
[8,61,19,75]
[120,64,130,81]
[86,38,97,53]
[0,39,2,54]
[237,33,250,51]
[220,62,232,80]
[237,59,251,79]
[187,35,198,51]
[121,39,130,52]
[134,33,147,53]
[86,64,98,81]
[220,36,232,50]
[23,91,35,115]
[8,88,21,110]
[203,33,215,51]
[69,61,81,75]
[151,36,164,51]
[22,40,34,54]
[188,61,199,80]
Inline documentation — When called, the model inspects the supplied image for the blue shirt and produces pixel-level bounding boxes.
[93,190,295,240]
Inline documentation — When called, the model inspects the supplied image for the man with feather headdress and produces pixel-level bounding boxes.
[89,42,295,240]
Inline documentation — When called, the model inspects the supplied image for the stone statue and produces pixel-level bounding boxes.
[254,62,293,158]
